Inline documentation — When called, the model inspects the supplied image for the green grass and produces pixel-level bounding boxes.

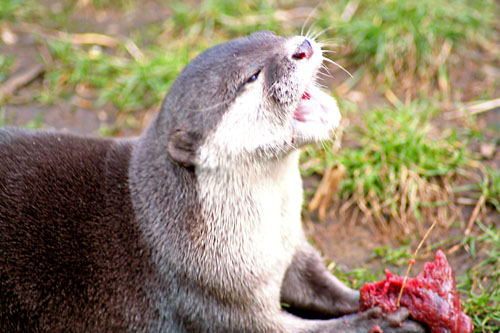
[479,168,500,212]
[90,0,135,9]
[0,55,14,84]
[302,101,470,230]
[313,0,497,86]
[371,244,411,267]
[454,166,500,215]
[330,265,377,290]
[40,40,194,111]
[458,221,499,332]
[0,107,42,129]
[5,0,288,113]
[4,0,497,110]
[168,0,283,37]
[0,0,29,21]
[0,0,57,27]
[0,108,8,127]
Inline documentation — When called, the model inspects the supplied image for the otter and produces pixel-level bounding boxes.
[0,31,424,332]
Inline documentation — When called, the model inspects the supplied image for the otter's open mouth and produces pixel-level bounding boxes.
[293,86,339,126]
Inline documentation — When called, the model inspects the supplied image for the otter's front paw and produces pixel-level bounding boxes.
[331,288,360,316]
[350,307,426,333]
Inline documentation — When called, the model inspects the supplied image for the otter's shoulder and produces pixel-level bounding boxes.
[0,126,119,156]
[0,127,136,210]
[0,127,135,171]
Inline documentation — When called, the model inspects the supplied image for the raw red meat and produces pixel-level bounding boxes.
[360,250,473,333]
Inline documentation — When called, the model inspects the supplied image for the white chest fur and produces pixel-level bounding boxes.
[194,150,305,305]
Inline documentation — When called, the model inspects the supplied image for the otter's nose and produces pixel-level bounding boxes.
[292,39,313,60]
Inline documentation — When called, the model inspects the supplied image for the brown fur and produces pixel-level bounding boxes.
[0,32,426,332]
[0,129,156,331]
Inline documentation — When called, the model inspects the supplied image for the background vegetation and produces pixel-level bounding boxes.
[0,0,498,331]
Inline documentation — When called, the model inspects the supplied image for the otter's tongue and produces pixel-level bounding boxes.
[294,87,337,124]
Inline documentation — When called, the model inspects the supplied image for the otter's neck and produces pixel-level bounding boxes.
[130,127,306,314]
[194,150,305,257]
[191,150,305,303]
[128,124,202,255]
[130,120,304,264]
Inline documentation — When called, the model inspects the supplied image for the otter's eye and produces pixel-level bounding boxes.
[246,70,261,83]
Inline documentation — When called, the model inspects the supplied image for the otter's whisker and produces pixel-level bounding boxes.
[312,79,328,90]
[317,72,331,80]
[322,57,353,78]
[311,26,335,41]
[320,64,333,78]
[320,64,334,78]
[317,38,341,49]
[301,5,320,38]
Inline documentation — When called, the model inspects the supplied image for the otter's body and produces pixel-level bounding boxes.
[0,130,157,331]
[0,32,424,332]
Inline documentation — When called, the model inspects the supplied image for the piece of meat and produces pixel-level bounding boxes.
[360,250,473,333]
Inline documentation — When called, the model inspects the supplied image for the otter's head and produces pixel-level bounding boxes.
[160,31,341,169]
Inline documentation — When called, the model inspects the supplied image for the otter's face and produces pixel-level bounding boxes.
[163,31,340,169]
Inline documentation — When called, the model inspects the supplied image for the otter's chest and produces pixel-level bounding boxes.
[195,152,305,293]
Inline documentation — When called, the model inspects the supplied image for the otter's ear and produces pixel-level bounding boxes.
[167,129,197,167]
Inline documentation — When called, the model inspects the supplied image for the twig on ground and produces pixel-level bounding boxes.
[17,22,120,48]
[466,98,500,115]
[69,32,120,48]
[464,194,485,236]
[16,22,145,61]
[0,64,45,100]
[444,97,500,119]
[308,164,346,220]
[435,40,452,96]
[383,89,402,107]
[396,219,438,307]
[124,39,145,62]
